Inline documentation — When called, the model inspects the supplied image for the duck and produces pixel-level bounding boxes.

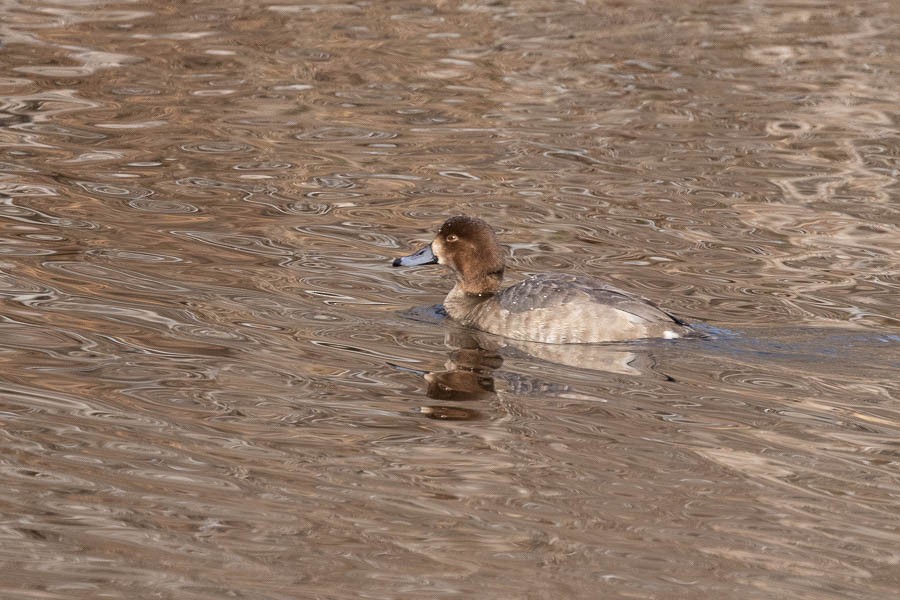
[392,215,691,344]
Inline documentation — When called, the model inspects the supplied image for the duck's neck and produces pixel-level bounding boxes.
[443,283,496,323]
[442,268,503,322]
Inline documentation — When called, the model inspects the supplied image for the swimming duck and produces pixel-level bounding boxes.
[392,216,691,344]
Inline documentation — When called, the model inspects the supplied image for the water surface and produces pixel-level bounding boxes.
[1,1,898,598]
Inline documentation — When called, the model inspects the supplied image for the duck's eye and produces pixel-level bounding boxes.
[446,234,459,242]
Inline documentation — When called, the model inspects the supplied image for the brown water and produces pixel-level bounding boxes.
[1,1,899,598]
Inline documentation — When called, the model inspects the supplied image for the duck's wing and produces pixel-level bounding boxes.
[499,273,683,325]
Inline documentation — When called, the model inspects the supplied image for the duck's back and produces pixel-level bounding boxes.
[465,273,688,344]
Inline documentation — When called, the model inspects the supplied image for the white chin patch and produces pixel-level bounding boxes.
[663,330,680,340]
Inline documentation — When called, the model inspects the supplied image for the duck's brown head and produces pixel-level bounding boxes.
[392,216,505,295]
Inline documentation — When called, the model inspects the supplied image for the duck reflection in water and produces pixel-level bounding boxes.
[396,327,666,421]
[393,329,502,421]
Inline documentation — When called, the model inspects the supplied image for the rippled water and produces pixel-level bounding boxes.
[1,1,898,598]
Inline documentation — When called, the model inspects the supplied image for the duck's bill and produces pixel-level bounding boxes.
[392,243,437,267]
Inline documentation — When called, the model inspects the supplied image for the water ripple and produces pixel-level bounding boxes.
[0,197,98,229]
[76,181,152,199]
[42,261,190,293]
[170,230,296,257]
[180,141,257,154]
[127,198,199,213]
[295,127,397,141]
